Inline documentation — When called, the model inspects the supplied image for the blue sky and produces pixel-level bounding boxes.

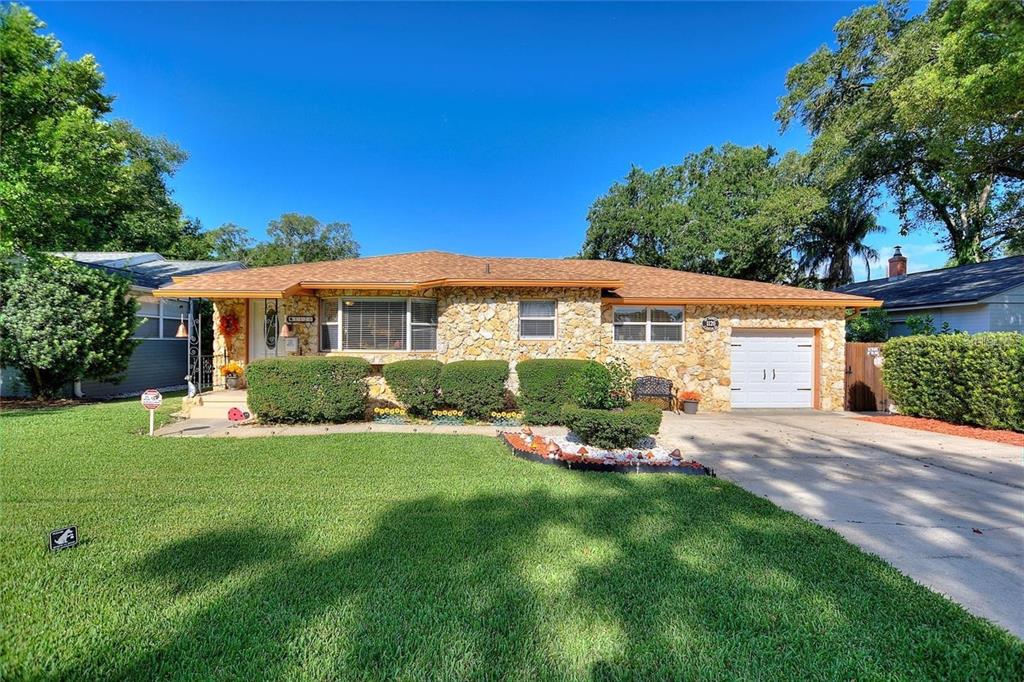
[35,1,941,280]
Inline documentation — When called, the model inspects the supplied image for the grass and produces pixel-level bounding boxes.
[2,398,1022,680]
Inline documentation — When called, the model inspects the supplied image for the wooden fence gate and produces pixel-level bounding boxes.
[844,342,890,412]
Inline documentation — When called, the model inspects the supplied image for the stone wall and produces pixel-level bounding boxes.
[211,299,247,389]
[211,288,846,410]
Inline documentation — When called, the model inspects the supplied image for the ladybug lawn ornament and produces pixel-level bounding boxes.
[227,407,250,422]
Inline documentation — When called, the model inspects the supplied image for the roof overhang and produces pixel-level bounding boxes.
[156,277,625,298]
[601,296,882,308]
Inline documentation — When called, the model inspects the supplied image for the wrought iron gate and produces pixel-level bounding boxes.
[185,308,223,395]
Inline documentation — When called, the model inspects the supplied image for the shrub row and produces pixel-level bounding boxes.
[883,333,1023,432]
[561,402,663,449]
[439,360,509,419]
[382,360,443,416]
[516,359,612,424]
[246,356,370,424]
[249,357,512,423]
[384,359,509,419]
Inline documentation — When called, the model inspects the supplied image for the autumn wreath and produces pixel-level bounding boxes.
[218,313,241,340]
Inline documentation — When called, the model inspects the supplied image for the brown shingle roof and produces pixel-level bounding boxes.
[154,250,878,306]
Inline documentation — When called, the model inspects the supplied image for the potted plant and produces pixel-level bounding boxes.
[678,390,700,414]
[221,361,244,389]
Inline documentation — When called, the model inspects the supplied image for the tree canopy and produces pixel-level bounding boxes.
[171,214,359,266]
[580,144,823,283]
[794,188,884,288]
[0,252,139,398]
[777,0,1024,264]
[0,4,187,253]
[248,213,360,266]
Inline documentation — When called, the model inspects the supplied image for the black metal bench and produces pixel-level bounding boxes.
[633,376,674,410]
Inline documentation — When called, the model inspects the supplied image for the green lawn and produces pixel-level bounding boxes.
[2,399,1021,680]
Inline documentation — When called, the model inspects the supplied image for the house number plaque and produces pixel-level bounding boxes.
[286,315,315,324]
[701,316,719,332]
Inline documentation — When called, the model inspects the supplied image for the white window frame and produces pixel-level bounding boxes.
[518,300,558,340]
[409,298,439,351]
[134,296,189,340]
[318,297,438,352]
[613,305,685,343]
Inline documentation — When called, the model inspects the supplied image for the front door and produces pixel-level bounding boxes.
[248,299,281,362]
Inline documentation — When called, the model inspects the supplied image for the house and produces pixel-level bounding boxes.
[153,251,878,410]
[1,252,244,398]
[835,248,1024,336]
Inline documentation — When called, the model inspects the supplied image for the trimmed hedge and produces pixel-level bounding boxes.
[517,359,611,424]
[883,333,1023,432]
[561,402,663,449]
[246,356,371,423]
[439,360,509,419]
[383,360,443,415]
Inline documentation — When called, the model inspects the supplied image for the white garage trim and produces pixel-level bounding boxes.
[730,329,818,409]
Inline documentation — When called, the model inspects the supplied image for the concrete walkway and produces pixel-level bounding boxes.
[660,409,1024,638]
[156,416,569,440]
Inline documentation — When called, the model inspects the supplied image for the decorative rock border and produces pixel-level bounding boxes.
[501,432,714,477]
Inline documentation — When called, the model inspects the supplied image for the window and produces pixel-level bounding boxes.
[135,296,189,339]
[319,298,437,352]
[613,306,684,342]
[410,299,438,351]
[320,298,340,350]
[519,300,556,339]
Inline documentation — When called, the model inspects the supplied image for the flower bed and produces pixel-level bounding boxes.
[431,409,465,426]
[373,406,408,425]
[490,411,524,427]
[501,430,713,476]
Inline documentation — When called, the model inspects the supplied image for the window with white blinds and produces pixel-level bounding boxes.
[519,300,556,339]
[319,298,437,352]
[410,299,438,351]
[613,306,684,343]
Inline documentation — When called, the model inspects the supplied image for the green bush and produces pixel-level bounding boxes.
[561,402,664,449]
[567,361,613,409]
[383,360,443,415]
[439,360,509,419]
[247,356,370,423]
[883,333,1023,432]
[517,359,611,424]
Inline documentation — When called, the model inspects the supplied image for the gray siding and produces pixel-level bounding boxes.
[984,283,1024,334]
[888,304,994,336]
[1,366,34,398]
[79,340,188,398]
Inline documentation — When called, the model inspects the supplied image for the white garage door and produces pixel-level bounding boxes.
[730,330,814,408]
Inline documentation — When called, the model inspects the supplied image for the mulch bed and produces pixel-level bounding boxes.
[857,415,1024,447]
[0,397,88,411]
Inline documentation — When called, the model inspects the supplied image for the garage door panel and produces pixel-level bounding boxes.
[731,330,814,408]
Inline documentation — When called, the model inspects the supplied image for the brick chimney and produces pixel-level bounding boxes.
[888,246,907,279]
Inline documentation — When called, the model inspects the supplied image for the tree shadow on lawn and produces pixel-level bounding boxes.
[85,477,1021,680]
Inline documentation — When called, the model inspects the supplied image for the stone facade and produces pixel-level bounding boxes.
[212,288,846,411]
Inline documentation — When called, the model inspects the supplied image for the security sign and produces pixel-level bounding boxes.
[140,389,162,410]
[49,526,78,551]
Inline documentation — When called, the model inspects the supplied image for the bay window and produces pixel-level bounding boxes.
[319,298,437,352]
[613,305,684,342]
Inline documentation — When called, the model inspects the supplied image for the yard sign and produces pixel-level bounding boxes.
[141,389,162,436]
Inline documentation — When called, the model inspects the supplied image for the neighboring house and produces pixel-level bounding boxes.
[154,251,877,411]
[1,252,244,399]
[835,248,1024,336]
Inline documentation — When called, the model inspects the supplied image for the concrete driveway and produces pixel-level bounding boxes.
[660,410,1023,638]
